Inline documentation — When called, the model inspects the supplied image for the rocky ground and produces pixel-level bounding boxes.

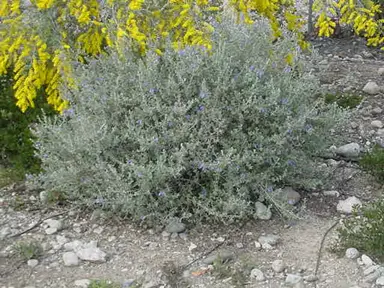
[1,36,384,288]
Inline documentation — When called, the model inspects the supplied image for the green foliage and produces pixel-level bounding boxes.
[360,144,384,183]
[0,73,56,179]
[29,20,349,226]
[13,241,43,261]
[323,92,363,109]
[336,200,384,262]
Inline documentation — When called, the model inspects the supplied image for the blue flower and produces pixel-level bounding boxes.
[287,160,296,167]
[158,191,166,197]
[304,124,313,133]
[287,129,293,135]
[94,196,105,205]
[260,108,268,114]
[198,163,206,171]
[283,66,292,73]
[63,108,75,117]
[280,98,289,105]
[25,174,33,180]
[178,50,186,56]
[288,199,295,205]
[185,114,191,120]
[201,188,207,197]
[168,121,173,127]
[127,159,133,165]
[249,65,256,72]
[254,143,261,149]
[137,172,143,177]
[137,119,142,125]
[267,186,273,193]
[42,153,48,159]
[197,105,205,112]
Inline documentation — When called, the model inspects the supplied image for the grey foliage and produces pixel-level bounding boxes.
[29,20,349,225]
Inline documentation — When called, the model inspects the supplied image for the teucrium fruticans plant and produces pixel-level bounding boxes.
[29,21,349,225]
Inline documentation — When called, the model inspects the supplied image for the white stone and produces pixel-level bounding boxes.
[74,279,91,288]
[373,107,383,115]
[376,276,384,286]
[362,254,374,266]
[0,227,11,240]
[255,202,272,220]
[93,226,104,234]
[371,120,384,129]
[337,197,362,214]
[258,234,280,246]
[335,143,360,158]
[250,268,265,281]
[64,240,84,252]
[285,274,303,285]
[27,259,38,268]
[44,219,63,230]
[45,227,58,235]
[363,81,380,95]
[63,252,80,266]
[345,248,360,259]
[189,243,197,252]
[271,259,286,273]
[378,67,384,76]
[254,241,262,250]
[323,190,340,197]
[39,191,49,203]
[76,247,106,263]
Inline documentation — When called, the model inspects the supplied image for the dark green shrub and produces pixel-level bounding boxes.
[336,200,384,262]
[323,92,363,109]
[360,144,384,183]
[0,72,56,180]
[29,20,349,225]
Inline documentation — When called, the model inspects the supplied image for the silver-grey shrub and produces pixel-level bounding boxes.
[29,21,349,225]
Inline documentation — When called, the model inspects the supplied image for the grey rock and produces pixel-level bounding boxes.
[281,187,301,205]
[376,276,384,286]
[364,265,379,276]
[63,251,80,266]
[0,227,11,240]
[39,191,49,203]
[378,67,384,76]
[255,202,272,220]
[27,259,38,268]
[250,268,265,281]
[56,235,68,246]
[44,219,63,230]
[93,226,104,234]
[45,227,58,235]
[345,248,360,259]
[323,190,340,197]
[285,274,304,286]
[258,234,280,246]
[271,259,286,273]
[335,143,360,158]
[364,267,384,283]
[362,254,374,266]
[74,279,91,288]
[64,240,84,251]
[378,129,384,137]
[76,247,106,263]
[363,81,380,95]
[337,197,362,214]
[165,221,186,234]
[303,274,318,282]
[371,120,384,129]
[373,107,383,115]
[202,250,233,264]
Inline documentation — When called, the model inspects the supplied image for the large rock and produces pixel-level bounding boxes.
[76,247,107,263]
[285,274,304,286]
[255,202,272,220]
[371,120,384,129]
[363,81,380,95]
[271,259,286,273]
[202,250,233,264]
[345,248,360,259]
[250,268,265,281]
[279,187,301,205]
[64,240,84,251]
[63,251,80,266]
[258,234,280,246]
[378,67,384,76]
[335,143,360,158]
[165,221,186,234]
[337,197,362,214]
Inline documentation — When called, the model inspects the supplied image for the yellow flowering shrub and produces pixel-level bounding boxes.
[314,0,384,48]
[0,0,303,113]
